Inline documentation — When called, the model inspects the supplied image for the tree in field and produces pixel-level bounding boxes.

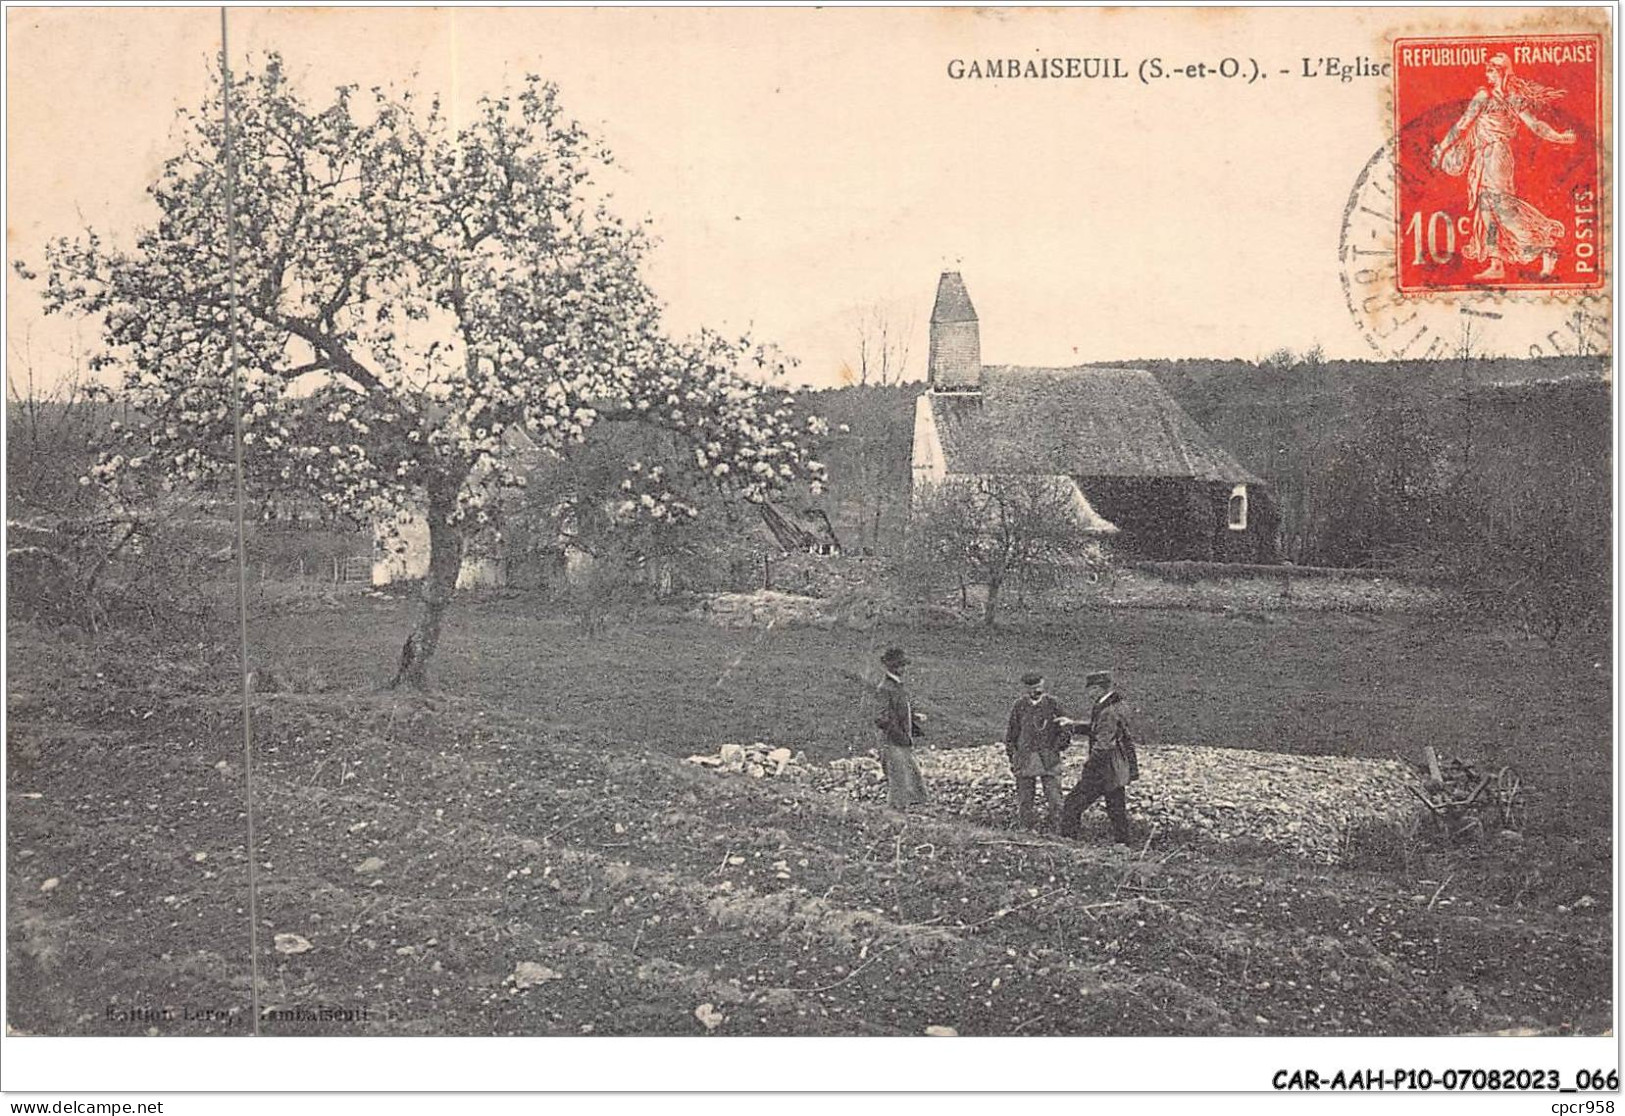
[840,306,916,551]
[20,55,824,687]
[911,474,1102,625]
[1316,401,1451,567]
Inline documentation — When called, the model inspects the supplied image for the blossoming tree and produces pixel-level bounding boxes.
[22,56,824,687]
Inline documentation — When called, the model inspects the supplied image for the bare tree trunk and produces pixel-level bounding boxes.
[983,577,1001,626]
[392,483,464,691]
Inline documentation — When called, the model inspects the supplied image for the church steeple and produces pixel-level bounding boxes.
[928,271,981,391]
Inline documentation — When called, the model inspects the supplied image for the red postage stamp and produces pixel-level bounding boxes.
[1393,34,1605,292]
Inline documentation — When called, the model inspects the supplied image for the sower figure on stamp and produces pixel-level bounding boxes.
[1003,672,1067,831]
[874,647,929,809]
[1058,670,1139,845]
[1430,52,1577,281]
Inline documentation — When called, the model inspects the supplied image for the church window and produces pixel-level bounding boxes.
[1227,485,1248,531]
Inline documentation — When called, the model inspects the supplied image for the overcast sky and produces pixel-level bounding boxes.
[6,6,1609,392]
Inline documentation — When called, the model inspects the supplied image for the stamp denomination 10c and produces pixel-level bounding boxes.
[1393,34,1604,293]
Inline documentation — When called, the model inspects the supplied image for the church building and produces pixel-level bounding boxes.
[910,271,1277,562]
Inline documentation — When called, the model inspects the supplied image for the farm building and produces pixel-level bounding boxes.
[370,427,837,592]
[371,425,545,589]
[910,271,1278,562]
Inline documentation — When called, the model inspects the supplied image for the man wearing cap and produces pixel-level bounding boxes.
[874,647,929,808]
[1058,670,1138,845]
[1003,672,1067,830]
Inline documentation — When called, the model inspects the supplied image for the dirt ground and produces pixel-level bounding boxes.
[5,594,1612,1036]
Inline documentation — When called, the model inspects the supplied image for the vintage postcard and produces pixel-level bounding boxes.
[3,4,1615,1100]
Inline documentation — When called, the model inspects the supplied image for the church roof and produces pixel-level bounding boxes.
[930,271,978,323]
[928,366,1259,484]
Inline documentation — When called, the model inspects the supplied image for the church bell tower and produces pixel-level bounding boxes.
[927,270,981,392]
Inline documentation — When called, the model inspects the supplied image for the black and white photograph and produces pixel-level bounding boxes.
[2,3,1617,1103]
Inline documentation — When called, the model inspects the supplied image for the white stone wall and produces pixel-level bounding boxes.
[371,510,507,589]
[909,394,948,509]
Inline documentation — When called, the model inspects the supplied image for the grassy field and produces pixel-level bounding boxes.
[5,592,1612,1037]
[252,590,1611,834]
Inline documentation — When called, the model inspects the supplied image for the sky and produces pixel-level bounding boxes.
[6,6,1612,391]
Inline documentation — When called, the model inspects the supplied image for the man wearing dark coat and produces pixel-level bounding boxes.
[874,647,929,808]
[1058,670,1137,845]
[1003,672,1067,830]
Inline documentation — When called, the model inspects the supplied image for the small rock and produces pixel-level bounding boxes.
[1575,895,1596,909]
[354,856,385,874]
[758,987,798,1009]
[273,933,313,955]
[924,1025,958,1037]
[193,852,208,863]
[512,961,562,989]
[40,877,59,892]
[348,822,369,834]
[694,1003,726,1031]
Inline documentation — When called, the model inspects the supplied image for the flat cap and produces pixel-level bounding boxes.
[1020,672,1044,686]
[1085,670,1113,688]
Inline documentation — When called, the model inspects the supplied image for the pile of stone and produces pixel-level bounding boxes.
[810,743,1421,862]
[686,741,810,780]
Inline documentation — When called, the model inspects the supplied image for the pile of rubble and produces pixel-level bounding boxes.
[809,743,1421,862]
[686,741,810,780]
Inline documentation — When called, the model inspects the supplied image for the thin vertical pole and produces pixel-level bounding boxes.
[220,7,262,1036]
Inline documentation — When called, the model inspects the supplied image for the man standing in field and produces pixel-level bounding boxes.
[1003,672,1067,831]
[874,647,929,808]
[1057,670,1138,845]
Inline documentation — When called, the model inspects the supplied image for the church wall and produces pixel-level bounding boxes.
[1075,477,1277,562]
[909,394,949,507]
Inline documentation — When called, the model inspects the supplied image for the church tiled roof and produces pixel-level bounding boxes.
[930,271,978,323]
[929,366,1259,484]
